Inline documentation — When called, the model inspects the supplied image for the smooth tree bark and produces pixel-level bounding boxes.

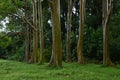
[102,0,114,66]
[66,0,72,62]
[25,24,30,62]
[24,0,30,62]
[38,0,44,64]
[48,0,62,67]
[77,0,86,64]
[32,0,38,63]
[49,49,55,66]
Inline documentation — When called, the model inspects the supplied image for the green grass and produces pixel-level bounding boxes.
[0,60,120,80]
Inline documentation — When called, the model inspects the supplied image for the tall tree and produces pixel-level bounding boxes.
[32,0,38,63]
[48,0,62,67]
[38,0,44,64]
[102,0,114,66]
[10,0,35,62]
[66,0,72,62]
[24,0,31,62]
[77,0,86,64]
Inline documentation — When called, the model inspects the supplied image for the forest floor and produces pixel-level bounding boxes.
[0,59,120,80]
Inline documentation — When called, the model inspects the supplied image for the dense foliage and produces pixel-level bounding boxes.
[0,0,120,63]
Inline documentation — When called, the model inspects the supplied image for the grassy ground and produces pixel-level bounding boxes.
[0,60,120,80]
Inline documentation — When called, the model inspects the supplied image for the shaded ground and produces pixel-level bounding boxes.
[0,59,120,80]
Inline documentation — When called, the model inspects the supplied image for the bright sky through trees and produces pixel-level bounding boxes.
[0,17,9,32]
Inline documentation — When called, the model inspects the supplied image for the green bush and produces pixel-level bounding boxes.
[110,13,120,63]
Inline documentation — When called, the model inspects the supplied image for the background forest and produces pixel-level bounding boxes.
[0,0,120,66]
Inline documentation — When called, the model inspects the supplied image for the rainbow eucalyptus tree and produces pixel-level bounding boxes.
[48,0,62,67]
[38,0,44,64]
[32,0,38,63]
[77,0,86,64]
[102,0,114,66]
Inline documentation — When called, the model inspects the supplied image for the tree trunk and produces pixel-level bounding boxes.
[32,0,38,63]
[66,0,72,62]
[77,0,86,64]
[38,0,44,64]
[48,49,55,66]
[24,0,30,62]
[25,25,30,62]
[48,0,62,67]
[102,0,114,66]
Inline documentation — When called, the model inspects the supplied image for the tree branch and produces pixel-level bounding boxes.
[23,16,36,31]
[10,0,36,32]
[0,32,25,39]
[104,1,113,27]
[48,0,54,5]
